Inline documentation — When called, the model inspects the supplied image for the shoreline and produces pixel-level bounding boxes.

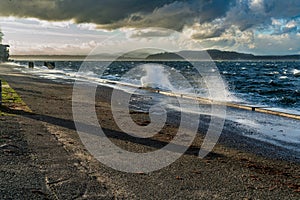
[0,63,299,199]
[5,62,300,161]
[10,56,300,62]
[6,60,300,117]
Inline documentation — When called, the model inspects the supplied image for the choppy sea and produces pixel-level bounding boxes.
[16,60,300,114]
[12,60,300,153]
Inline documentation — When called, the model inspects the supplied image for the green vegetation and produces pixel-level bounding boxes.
[0,80,31,116]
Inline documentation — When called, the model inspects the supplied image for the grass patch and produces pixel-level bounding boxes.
[0,80,31,116]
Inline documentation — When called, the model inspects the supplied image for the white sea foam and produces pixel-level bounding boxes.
[279,76,288,79]
[140,64,173,90]
[11,61,300,152]
[293,69,300,77]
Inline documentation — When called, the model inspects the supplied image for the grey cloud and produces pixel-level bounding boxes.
[0,0,175,23]
[225,0,300,31]
[252,33,300,55]
[191,31,223,40]
[106,1,196,31]
[128,28,175,38]
[0,0,234,31]
[1,0,300,44]
[191,23,230,40]
[191,0,300,42]
[200,37,237,50]
[272,19,300,35]
[264,1,300,18]
[278,26,298,35]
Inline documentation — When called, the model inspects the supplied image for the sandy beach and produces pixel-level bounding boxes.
[0,63,299,199]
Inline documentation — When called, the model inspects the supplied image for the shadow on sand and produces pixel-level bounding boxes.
[0,105,224,160]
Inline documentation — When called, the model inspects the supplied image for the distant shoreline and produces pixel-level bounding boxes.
[10,55,87,61]
[10,56,300,62]
[10,49,300,62]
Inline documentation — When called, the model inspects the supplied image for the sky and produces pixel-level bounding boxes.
[0,0,299,56]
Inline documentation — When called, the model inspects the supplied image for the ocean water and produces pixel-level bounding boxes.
[12,60,300,153]
[16,60,300,114]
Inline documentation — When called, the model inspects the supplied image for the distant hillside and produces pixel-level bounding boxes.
[11,50,300,61]
[146,50,300,60]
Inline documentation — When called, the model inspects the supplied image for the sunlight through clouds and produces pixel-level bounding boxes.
[0,0,300,55]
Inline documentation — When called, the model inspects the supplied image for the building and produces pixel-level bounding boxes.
[0,44,10,62]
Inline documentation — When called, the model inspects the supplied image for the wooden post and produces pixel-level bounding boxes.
[29,61,34,68]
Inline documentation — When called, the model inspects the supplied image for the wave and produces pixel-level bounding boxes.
[13,60,300,114]
[293,69,300,77]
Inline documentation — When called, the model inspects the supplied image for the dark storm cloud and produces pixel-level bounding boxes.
[225,0,300,31]
[0,0,234,30]
[1,0,300,40]
[264,1,300,18]
[189,0,300,40]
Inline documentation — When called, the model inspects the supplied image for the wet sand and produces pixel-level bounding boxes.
[0,63,299,199]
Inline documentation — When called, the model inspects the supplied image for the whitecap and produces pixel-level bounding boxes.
[279,76,288,79]
[222,71,229,74]
[293,69,300,77]
[270,71,279,75]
